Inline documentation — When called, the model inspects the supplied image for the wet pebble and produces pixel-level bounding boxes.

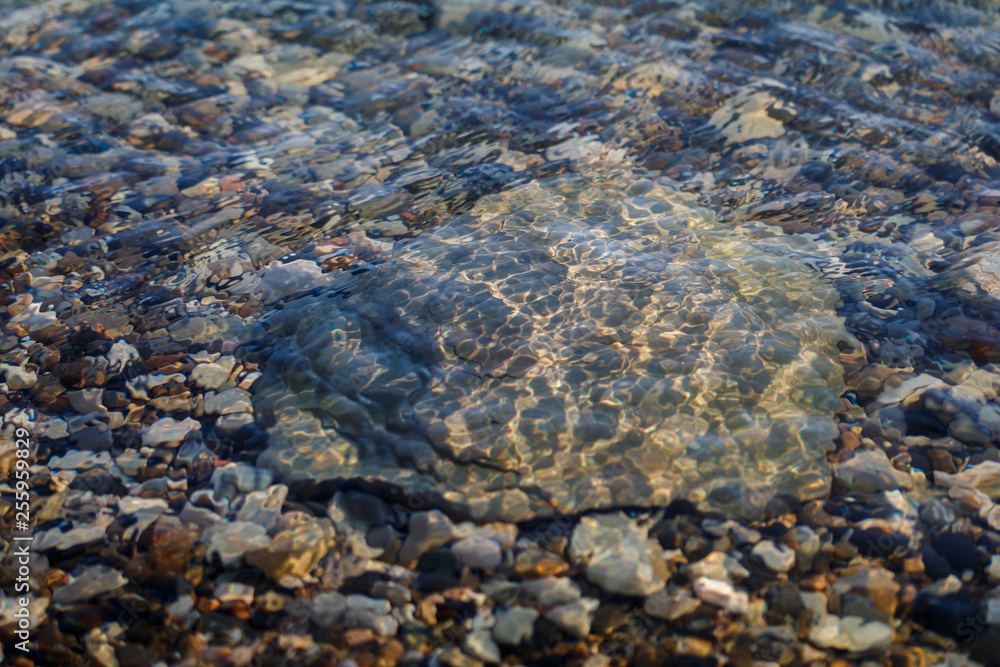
[692,577,749,615]
[544,597,599,638]
[808,615,894,652]
[492,606,539,645]
[752,540,796,572]
[570,513,667,596]
[451,533,502,570]
[400,510,455,563]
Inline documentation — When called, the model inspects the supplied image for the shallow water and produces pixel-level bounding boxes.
[3,0,1000,520]
[256,172,851,520]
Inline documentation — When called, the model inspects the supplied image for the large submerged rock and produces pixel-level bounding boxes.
[254,173,852,521]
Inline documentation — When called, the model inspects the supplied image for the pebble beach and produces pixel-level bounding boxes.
[3,0,1000,665]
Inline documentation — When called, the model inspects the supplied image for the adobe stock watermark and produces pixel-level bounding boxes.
[9,426,34,653]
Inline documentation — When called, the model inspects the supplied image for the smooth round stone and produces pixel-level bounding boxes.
[464,630,501,663]
[987,555,1000,584]
[0,362,37,390]
[544,598,599,638]
[789,526,821,569]
[451,533,503,570]
[692,577,749,615]
[399,510,455,563]
[752,540,796,572]
[571,513,668,597]
[519,577,582,606]
[833,449,905,494]
[492,606,539,646]
[206,521,270,567]
[141,417,200,447]
[204,388,253,415]
[310,591,347,626]
[808,615,893,652]
[216,412,255,437]
[52,566,128,606]
[344,595,397,637]
[684,551,749,583]
[644,589,701,621]
[215,583,254,605]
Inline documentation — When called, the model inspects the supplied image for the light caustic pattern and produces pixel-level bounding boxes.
[255,172,853,521]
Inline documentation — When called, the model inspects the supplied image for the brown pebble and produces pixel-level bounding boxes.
[381,638,405,663]
[228,601,251,620]
[185,565,204,586]
[0,450,17,476]
[833,540,858,559]
[549,536,568,556]
[675,636,713,657]
[514,553,569,579]
[634,642,669,667]
[927,448,958,474]
[344,628,378,648]
[903,555,925,575]
[840,429,861,450]
[800,574,827,591]
[415,595,442,626]
[196,597,220,613]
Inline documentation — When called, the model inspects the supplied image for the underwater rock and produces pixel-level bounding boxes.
[255,176,849,521]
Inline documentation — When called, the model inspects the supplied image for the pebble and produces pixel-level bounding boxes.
[684,551,749,582]
[692,577,749,615]
[519,577,582,606]
[70,424,114,452]
[464,630,502,663]
[831,567,901,619]
[235,485,287,530]
[344,595,398,637]
[215,583,255,606]
[808,615,894,652]
[310,591,348,626]
[987,555,1000,584]
[0,362,37,390]
[570,513,668,596]
[203,388,254,415]
[789,525,821,569]
[834,448,908,494]
[935,461,1000,494]
[211,463,274,499]
[49,450,111,471]
[141,417,200,447]
[67,388,105,413]
[245,512,336,581]
[399,510,455,563]
[371,581,411,606]
[752,540,796,572]
[476,523,519,550]
[216,412,255,437]
[256,260,325,305]
[205,521,271,567]
[544,597,600,638]
[190,356,237,390]
[35,524,106,552]
[451,533,503,570]
[52,566,128,605]
[492,606,539,645]
[643,589,702,621]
